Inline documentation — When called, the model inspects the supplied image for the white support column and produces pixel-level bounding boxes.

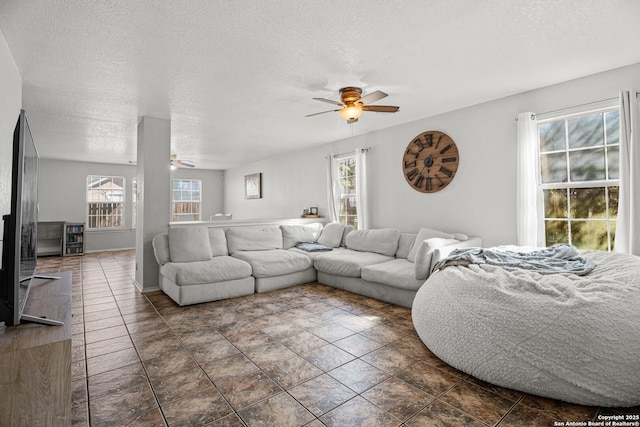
[134,117,170,292]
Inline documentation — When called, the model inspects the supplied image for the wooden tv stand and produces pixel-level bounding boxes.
[0,271,72,426]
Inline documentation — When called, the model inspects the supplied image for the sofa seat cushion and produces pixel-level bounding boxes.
[232,250,312,278]
[288,246,345,261]
[361,259,425,291]
[160,256,252,286]
[314,249,394,278]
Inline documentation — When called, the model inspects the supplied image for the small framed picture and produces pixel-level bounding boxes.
[245,173,262,199]
[309,207,318,215]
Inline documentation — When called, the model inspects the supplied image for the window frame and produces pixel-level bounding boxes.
[86,175,126,231]
[171,178,202,222]
[335,153,358,228]
[536,101,620,251]
[131,177,138,230]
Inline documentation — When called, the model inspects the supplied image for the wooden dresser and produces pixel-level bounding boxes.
[0,271,72,426]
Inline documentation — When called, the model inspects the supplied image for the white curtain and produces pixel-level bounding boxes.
[355,147,370,230]
[614,90,640,256]
[516,112,543,246]
[325,155,339,222]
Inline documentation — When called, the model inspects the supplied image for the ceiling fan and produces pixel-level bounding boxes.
[170,154,195,169]
[306,86,400,124]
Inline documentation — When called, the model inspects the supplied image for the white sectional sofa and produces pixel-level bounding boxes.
[152,222,481,308]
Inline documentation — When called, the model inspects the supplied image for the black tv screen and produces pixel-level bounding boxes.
[0,109,39,326]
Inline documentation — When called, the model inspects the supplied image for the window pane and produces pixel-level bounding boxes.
[571,220,608,250]
[608,186,619,217]
[543,189,567,218]
[173,180,181,190]
[539,120,565,152]
[605,111,619,145]
[540,152,567,183]
[568,114,604,149]
[607,146,619,179]
[192,181,200,190]
[545,220,568,246]
[610,221,617,249]
[570,187,606,219]
[569,147,605,181]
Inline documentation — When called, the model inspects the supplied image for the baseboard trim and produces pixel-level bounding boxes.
[84,247,136,254]
[133,280,160,293]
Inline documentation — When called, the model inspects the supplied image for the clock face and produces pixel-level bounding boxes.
[402,131,459,193]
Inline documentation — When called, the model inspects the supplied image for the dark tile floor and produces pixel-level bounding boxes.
[36,250,638,426]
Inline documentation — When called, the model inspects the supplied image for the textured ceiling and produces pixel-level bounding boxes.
[1,0,639,169]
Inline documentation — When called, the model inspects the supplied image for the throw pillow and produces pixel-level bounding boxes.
[168,227,213,262]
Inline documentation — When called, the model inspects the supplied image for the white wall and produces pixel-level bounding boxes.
[224,62,640,247]
[38,159,225,252]
[0,29,22,266]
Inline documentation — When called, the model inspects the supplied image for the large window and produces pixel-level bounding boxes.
[538,106,619,250]
[87,176,125,229]
[172,179,201,221]
[336,155,358,228]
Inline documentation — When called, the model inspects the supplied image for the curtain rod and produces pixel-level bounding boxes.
[515,96,622,121]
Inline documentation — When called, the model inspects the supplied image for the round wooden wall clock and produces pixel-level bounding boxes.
[402,130,459,193]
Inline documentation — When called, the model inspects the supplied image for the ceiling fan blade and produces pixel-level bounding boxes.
[362,105,399,113]
[305,109,340,117]
[359,90,388,105]
[312,97,344,107]
[176,159,195,168]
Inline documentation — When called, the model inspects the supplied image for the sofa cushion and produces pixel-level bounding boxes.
[361,259,425,291]
[289,246,345,261]
[280,224,322,249]
[152,233,171,265]
[317,223,346,248]
[208,228,229,256]
[314,249,394,278]
[160,256,252,286]
[226,227,282,254]
[396,233,417,259]
[408,228,460,262]
[168,227,213,262]
[232,249,312,278]
[341,224,355,247]
[414,238,460,279]
[345,228,400,257]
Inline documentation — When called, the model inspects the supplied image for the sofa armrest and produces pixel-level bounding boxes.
[414,237,482,280]
[152,233,171,266]
[430,237,482,271]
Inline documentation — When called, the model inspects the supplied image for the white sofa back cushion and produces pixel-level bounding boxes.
[341,224,355,247]
[168,227,213,262]
[408,227,467,262]
[280,224,323,249]
[226,227,283,254]
[317,223,345,248]
[346,228,400,257]
[396,233,417,259]
[208,228,229,256]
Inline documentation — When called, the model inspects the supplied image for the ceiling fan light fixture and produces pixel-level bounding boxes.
[339,103,363,121]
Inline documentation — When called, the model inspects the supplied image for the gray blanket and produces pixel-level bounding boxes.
[432,244,595,275]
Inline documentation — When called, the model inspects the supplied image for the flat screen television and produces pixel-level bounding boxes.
[0,109,39,326]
